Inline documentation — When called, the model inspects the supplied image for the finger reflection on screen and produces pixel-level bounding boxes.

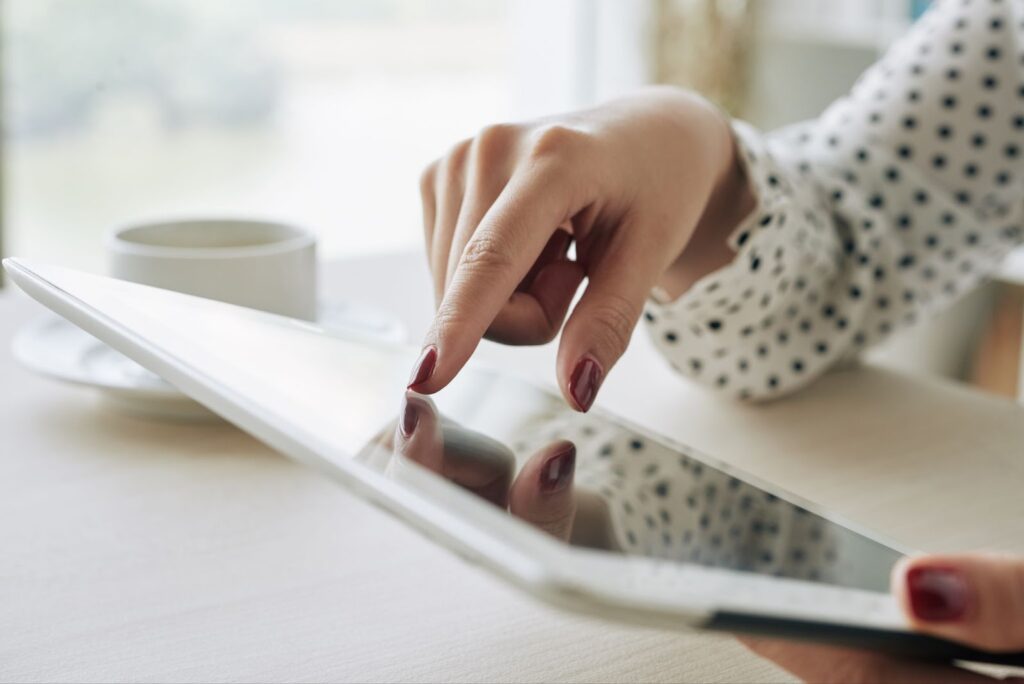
[396,393,515,508]
[356,380,899,592]
[385,391,588,543]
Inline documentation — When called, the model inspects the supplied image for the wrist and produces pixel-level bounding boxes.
[656,108,755,301]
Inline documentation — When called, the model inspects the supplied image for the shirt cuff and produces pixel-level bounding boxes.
[646,118,796,315]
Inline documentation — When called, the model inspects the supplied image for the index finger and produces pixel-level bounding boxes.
[409,154,586,394]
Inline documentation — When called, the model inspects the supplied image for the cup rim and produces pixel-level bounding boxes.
[107,217,316,260]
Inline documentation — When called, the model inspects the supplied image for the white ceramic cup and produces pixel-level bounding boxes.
[108,218,318,321]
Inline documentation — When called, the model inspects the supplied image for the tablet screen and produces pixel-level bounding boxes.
[32,263,904,595]
[358,375,903,594]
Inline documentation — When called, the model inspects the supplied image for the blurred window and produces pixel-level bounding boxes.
[4,0,512,271]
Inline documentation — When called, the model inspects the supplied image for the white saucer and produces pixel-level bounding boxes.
[13,300,406,421]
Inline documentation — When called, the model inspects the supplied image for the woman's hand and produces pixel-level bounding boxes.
[410,86,754,411]
[743,554,1024,683]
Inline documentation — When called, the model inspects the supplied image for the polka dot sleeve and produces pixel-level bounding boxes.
[643,0,1024,401]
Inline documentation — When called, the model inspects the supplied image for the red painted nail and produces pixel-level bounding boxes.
[408,346,437,389]
[539,444,576,494]
[568,357,603,412]
[400,398,418,438]
[906,566,969,623]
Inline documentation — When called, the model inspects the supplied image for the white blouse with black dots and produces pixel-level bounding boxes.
[643,0,1024,400]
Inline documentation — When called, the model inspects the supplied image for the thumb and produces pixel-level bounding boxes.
[893,553,1024,653]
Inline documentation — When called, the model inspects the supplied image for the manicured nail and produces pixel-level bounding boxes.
[408,346,437,389]
[400,398,418,438]
[906,566,969,623]
[568,357,603,412]
[540,444,576,494]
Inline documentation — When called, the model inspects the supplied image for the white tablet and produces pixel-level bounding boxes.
[6,257,1022,667]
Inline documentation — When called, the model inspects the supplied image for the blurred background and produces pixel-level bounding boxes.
[2,0,1021,397]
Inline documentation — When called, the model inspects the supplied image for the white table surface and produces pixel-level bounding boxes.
[2,251,1023,683]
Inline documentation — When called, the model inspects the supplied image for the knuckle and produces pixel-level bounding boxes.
[458,234,514,275]
[587,295,640,357]
[528,124,587,162]
[446,138,473,169]
[473,123,518,159]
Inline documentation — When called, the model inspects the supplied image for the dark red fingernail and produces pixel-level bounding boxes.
[568,357,602,412]
[906,566,969,623]
[400,399,418,438]
[408,346,437,389]
[540,444,576,494]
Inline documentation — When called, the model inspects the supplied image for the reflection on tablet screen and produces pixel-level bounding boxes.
[357,371,902,594]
